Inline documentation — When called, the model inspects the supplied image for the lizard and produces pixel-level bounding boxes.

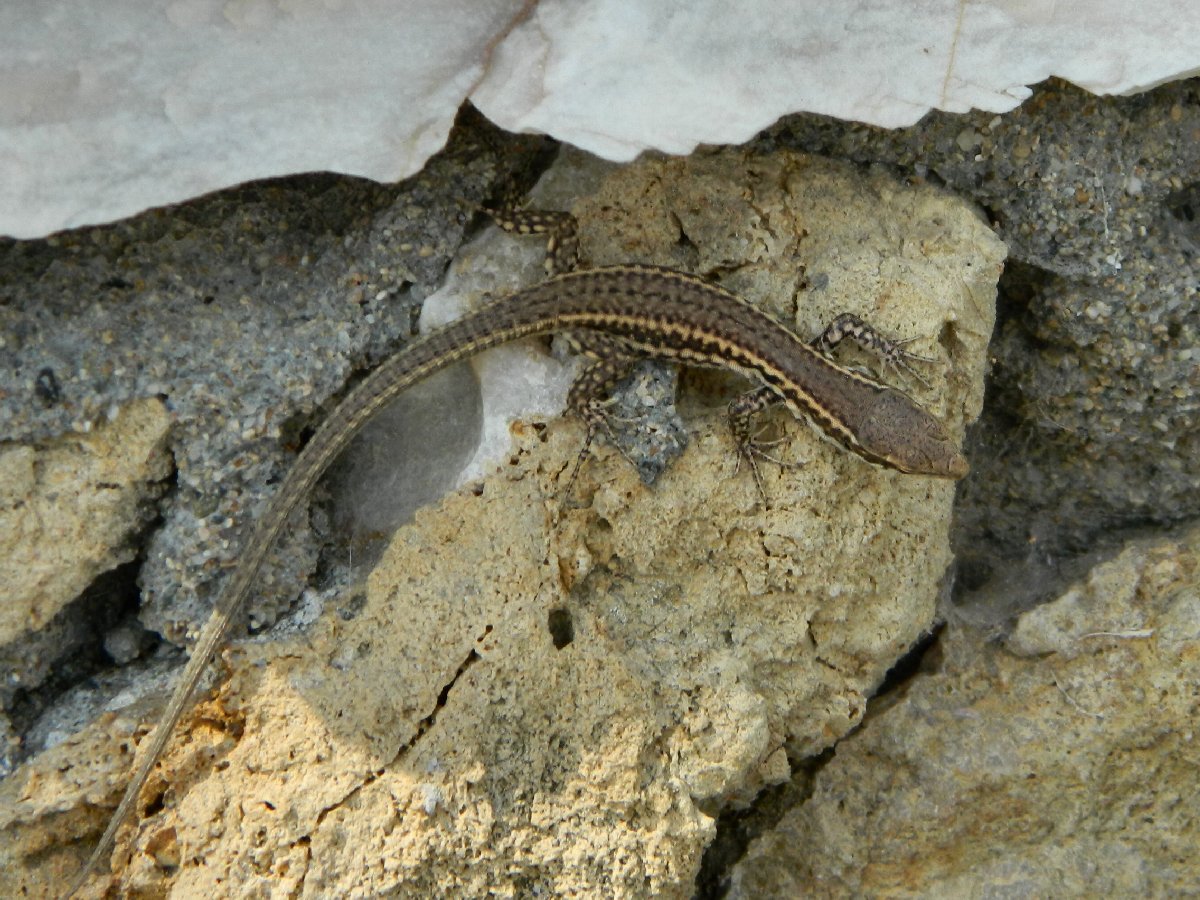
[67,206,969,896]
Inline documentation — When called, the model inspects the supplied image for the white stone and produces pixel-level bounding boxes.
[0,0,524,237]
[325,219,574,541]
[475,0,1200,158]
[3,0,1198,238]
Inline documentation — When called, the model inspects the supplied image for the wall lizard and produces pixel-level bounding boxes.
[68,209,968,895]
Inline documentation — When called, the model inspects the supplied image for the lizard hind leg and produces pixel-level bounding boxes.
[728,384,806,505]
[560,343,644,503]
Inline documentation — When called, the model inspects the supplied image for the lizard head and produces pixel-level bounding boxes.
[855,388,970,479]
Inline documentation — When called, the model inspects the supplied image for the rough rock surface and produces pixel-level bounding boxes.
[0,398,170,647]
[0,398,171,718]
[0,149,1001,896]
[728,522,1200,898]
[762,77,1200,569]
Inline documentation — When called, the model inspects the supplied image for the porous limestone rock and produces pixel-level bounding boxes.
[0,398,172,648]
[729,523,1200,897]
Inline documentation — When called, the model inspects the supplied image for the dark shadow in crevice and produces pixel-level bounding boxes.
[693,748,834,900]
[4,560,155,763]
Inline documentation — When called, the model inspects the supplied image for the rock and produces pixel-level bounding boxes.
[729,522,1200,897]
[4,2,1198,237]
[0,398,171,695]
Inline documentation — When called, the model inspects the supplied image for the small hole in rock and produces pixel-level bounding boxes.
[547,608,574,648]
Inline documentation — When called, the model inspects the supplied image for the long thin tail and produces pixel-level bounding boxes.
[65,303,558,897]
[65,592,234,897]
